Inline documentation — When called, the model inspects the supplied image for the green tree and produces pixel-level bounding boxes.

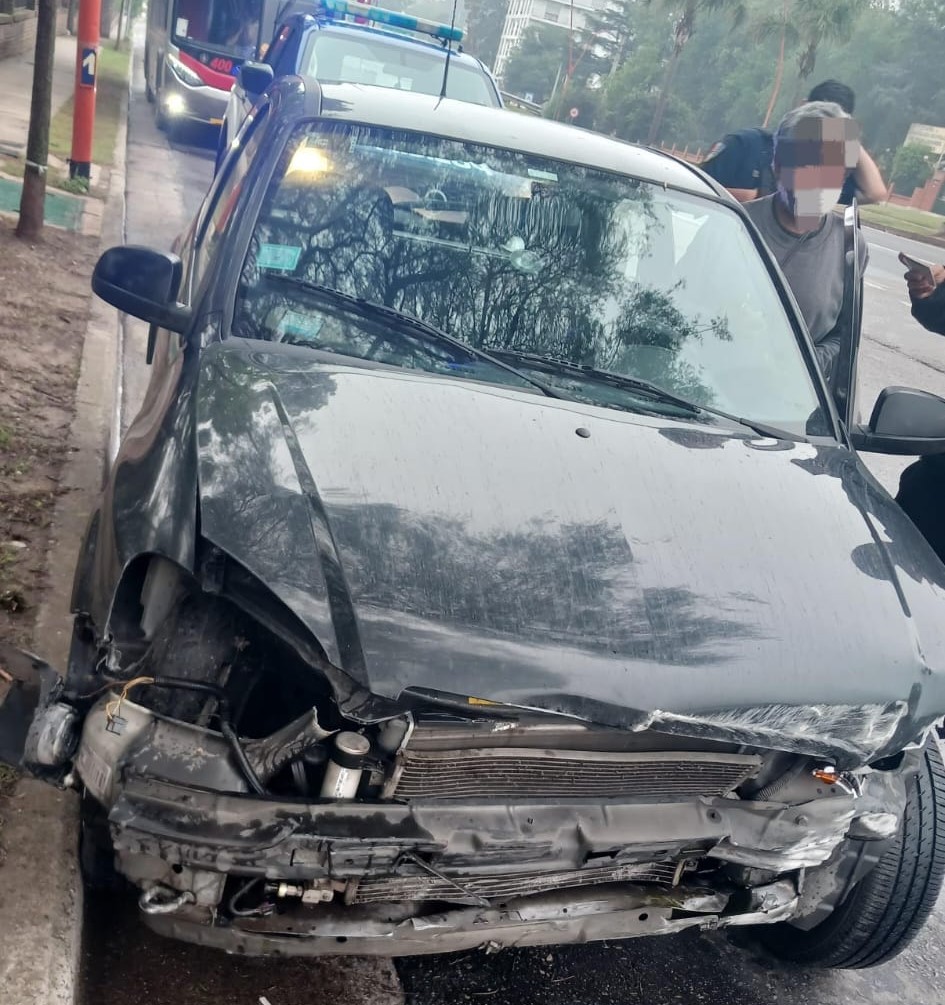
[580,0,640,77]
[463,0,510,67]
[502,24,571,103]
[598,45,695,144]
[789,0,870,102]
[644,0,746,146]
[891,143,935,195]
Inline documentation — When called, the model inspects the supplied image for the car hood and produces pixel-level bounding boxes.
[195,343,945,765]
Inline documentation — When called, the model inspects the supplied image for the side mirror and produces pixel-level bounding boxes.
[851,386,945,455]
[92,246,190,334]
[239,60,274,99]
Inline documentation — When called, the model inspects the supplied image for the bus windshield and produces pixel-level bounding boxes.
[172,0,263,58]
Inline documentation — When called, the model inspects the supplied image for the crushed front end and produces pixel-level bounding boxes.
[17,653,920,958]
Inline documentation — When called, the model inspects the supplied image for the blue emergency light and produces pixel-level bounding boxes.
[322,0,464,42]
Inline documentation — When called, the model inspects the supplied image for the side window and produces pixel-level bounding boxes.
[192,107,269,291]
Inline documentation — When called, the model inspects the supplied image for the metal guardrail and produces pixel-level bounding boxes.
[500,91,543,115]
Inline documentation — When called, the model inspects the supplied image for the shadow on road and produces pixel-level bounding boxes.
[80,890,402,1005]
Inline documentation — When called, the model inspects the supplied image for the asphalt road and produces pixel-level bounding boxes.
[79,34,945,1004]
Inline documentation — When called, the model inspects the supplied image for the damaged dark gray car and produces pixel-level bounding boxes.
[4,79,945,968]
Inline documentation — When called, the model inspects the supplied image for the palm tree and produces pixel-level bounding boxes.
[756,0,790,127]
[793,0,869,97]
[644,0,745,146]
[756,0,869,121]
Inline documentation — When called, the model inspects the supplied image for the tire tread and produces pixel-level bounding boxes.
[762,737,945,968]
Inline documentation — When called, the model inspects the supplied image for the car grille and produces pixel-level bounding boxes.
[349,861,681,905]
[391,748,761,801]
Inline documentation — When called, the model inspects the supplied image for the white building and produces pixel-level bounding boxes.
[493,0,604,85]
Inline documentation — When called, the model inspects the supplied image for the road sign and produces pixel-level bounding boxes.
[569,107,579,120]
[80,46,97,88]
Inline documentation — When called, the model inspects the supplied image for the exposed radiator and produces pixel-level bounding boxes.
[390,748,761,801]
[349,860,681,905]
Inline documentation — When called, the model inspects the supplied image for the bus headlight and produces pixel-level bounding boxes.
[164,92,187,116]
[166,53,203,88]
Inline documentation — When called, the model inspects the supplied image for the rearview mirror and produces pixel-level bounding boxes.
[92,246,190,334]
[851,386,945,455]
[239,60,274,98]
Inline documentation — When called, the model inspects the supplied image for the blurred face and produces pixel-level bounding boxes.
[776,117,860,225]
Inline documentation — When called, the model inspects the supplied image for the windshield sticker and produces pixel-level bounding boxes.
[258,243,302,271]
[277,310,324,342]
[527,168,558,182]
[175,16,189,35]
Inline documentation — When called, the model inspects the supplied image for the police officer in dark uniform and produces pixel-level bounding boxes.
[895,262,945,562]
[700,80,886,205]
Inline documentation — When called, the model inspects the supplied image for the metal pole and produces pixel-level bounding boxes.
[69,0,101,179]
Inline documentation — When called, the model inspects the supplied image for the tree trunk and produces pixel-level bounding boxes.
[646,6,693,147]
[646,45,681,147]
[16,0,57,240]
[610,29,628,76]
[762,8,787,127]
[790,39,817,105]
[115,0,126,47]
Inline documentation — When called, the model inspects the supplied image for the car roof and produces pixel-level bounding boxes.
[301,82,716,196]
[295,17,489,68]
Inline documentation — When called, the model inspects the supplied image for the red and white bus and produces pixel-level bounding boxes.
[144,0,265,133]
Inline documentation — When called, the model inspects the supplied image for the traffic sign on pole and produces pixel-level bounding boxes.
[70,0,102,179]
[80,47,97,88]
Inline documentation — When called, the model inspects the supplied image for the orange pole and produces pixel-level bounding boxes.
[69,0,101,179]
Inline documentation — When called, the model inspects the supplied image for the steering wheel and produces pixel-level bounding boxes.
[423,188,449,207]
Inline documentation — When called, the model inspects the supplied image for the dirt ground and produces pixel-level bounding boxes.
[0,216,95,648]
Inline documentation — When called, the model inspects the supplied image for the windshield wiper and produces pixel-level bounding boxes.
[492,350,800,441]
[260,277,570,402]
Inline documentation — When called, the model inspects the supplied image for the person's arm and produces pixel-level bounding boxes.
[700,134,759,202]
[852,148,887,205]
[813,331,841,382]
[725,187,759,203]
[838,149,886,206]
[910,272,945,336]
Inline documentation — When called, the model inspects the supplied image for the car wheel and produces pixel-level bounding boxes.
[154,91,168,132]
[78,799,123,892]
[761,735,945,968]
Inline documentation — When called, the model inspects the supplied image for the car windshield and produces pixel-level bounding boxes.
[302,31,496,106]
[233,123,829,436]
[173,0,262,57]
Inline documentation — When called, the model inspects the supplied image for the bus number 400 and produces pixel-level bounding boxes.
[209,57,233,73]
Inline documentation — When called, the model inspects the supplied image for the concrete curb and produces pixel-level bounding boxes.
[861,219,945,252]
[0,50,130,1005]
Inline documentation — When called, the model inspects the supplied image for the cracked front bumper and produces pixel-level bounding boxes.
[144,879,801,957]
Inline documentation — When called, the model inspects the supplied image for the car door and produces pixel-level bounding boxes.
[832,203,864,434]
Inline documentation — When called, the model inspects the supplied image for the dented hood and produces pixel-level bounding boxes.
[195,343,945,765]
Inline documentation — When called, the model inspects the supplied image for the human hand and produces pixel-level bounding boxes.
[905,263,945,300]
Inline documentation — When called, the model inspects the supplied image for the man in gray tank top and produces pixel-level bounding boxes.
[743,101,868,383]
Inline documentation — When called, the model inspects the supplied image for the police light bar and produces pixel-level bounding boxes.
[322,0,464,42]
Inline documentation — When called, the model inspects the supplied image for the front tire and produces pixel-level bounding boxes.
[154,89,168,132]
[762,735,945,968]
